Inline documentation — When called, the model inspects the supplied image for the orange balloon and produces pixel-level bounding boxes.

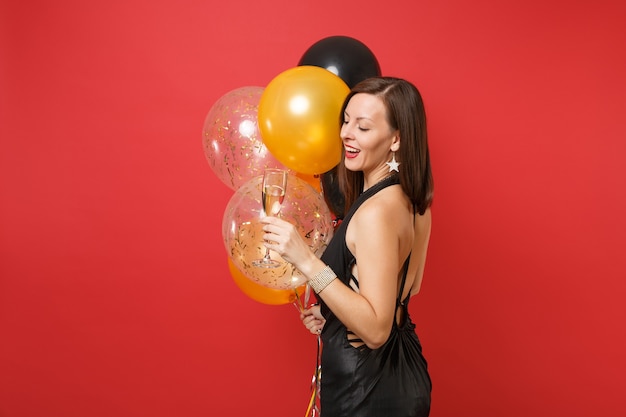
[227,258,304,305]
[295,172,321,193]
[258,66,349,175]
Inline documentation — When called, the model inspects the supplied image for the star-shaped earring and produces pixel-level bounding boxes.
[386,152,400,172]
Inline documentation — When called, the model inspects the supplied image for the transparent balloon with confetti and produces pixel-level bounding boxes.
[202,86,286,190]
[222,174,333,290]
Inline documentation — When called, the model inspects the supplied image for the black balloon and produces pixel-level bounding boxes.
[298,36,381,89]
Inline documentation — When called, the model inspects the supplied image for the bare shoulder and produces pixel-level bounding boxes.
[347,185,413,248]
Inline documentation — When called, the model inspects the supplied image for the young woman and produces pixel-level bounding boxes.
[261,77,434,416]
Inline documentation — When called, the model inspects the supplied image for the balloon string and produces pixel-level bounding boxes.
[292,284,311,313]
[305,333,322,417]
[294,284,321,417]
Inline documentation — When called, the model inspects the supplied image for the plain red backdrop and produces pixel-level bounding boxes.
[1,0,625,416]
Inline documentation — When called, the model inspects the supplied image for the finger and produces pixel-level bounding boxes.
[260,216,275,225]
[260,216,283,227]
[261,224,276,236]
[262,234,276,245]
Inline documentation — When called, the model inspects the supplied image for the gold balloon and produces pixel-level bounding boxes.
[258,66,349,175]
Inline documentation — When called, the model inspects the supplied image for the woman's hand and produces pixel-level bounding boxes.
[301,304,325,335]
[260,216,317,273]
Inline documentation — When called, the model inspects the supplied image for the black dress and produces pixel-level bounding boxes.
[319,176,431,417]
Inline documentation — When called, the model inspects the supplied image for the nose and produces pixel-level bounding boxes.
[340,121,353,140]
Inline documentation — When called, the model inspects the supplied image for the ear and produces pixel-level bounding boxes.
[390,131,401,152]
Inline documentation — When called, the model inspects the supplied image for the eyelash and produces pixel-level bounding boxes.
[342,120,369,131]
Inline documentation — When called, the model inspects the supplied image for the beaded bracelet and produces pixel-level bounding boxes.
[309,265,337,294]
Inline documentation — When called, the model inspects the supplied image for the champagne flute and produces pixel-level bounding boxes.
[252,168,288,268]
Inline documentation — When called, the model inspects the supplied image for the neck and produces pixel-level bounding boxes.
[363,172,396,192]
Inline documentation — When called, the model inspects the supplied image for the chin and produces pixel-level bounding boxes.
[344,159,360,172]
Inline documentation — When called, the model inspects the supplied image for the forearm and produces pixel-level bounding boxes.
[311,270,393,349]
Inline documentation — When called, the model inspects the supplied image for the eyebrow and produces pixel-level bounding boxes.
[344,112,374,122]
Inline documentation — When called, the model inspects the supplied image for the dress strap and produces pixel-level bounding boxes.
[398,211,417,306]
[341,175,400,225]
[397,253,412,306]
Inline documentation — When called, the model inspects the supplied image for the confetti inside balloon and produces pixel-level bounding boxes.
[222,174,333,290]
[202,86,286,190]
[227,258,306,305]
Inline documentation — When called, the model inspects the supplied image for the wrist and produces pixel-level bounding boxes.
[296,252,324,278]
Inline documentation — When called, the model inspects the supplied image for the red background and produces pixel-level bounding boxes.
[2,0,625,416]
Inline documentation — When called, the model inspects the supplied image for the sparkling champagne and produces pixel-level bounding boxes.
[262,184,285,215]
[253,168,287,268]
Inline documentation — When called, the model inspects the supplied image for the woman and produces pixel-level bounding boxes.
[261,77,434,416]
